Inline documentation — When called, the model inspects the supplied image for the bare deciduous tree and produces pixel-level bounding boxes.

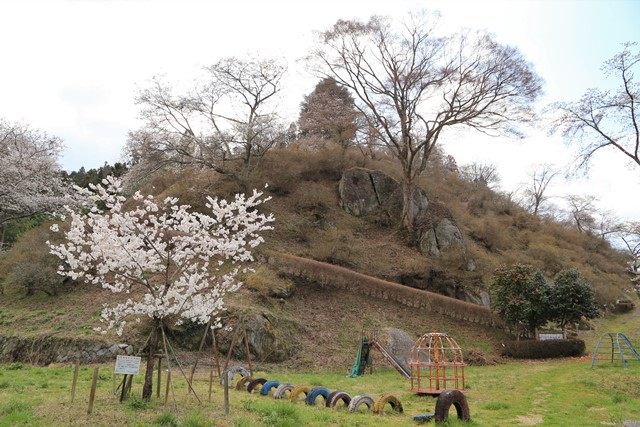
[310,13,543,230]
[618,221,640,258]
[129,57,286,178]
[552,43,640,171]
[459,162,500,188]
[593,210,623,240]
[565,194,598,233]
[522,164,558,216]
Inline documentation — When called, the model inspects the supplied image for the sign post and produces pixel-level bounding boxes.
[114,355,141,402]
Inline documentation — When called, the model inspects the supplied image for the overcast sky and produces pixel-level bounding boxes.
[1,0,639,220]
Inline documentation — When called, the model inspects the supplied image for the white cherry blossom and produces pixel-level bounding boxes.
[48,176,273,336]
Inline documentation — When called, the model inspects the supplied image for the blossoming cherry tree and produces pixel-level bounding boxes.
[48,177,274,399]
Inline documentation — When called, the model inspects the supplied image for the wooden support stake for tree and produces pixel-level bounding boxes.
[156,356,162,399]
[160,327,178,410]
[242,330,253,376]
[87,367,99,415]
[212,328,221,378]
[187,319,213,395]
[70,361,80,403]
[223,324,241,375]
[223,369,229,416]
[164,332,201,402]
[163,370,171,406]
[208,364,214,402]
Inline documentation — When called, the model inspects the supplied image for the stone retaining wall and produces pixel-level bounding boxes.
[269,252,504,328]
[0,334,133,365]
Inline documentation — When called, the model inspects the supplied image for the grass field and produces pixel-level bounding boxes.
[0,355,639,427]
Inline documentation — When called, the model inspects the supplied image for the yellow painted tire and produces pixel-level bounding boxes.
[373,394,403,414]
[236,376,253,391]
[289,385,311,402]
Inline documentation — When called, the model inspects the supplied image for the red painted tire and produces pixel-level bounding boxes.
[246,378,267,394]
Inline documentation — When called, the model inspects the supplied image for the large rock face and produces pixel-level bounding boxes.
[338,167,463,257]
[338,167,428,221]
[217,313,294,363]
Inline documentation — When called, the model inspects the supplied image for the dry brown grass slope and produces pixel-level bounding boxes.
[0,145,634,364]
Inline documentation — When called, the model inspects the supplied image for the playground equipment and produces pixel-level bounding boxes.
[591,332,640,368]
[409,332,466,396]
[350,336,410,378]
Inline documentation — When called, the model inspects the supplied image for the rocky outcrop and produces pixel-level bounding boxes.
[216,313,296,363]
[338,167,464,257]
[338,167,428,222]
[0,334,133,365]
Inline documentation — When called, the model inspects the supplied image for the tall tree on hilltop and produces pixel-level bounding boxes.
[298,77,359,148]
[521,164,558,216]
[129,57,286,178]
[310,12,543,231]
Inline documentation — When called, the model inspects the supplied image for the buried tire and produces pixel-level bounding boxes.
[260,380,281,396]
[246,378,267,394]
[236,376,253,391]
[306,387,331,406]
[348,394,375,413]
[434,389,470,422]
[273,383,294,399]
[373,394,403,414]
[289,385,311,402]
[326,391,351,409]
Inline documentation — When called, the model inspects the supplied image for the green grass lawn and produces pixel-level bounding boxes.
[0,357,638,426]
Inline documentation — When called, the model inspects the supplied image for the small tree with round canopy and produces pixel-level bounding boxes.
[550,268,599,333]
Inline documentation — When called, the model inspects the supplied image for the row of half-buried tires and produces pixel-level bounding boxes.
[237,376,403,414]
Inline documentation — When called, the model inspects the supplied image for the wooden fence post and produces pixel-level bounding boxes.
[156,356,162,399]
[70,361,80,403]
[87,367,99,415]
[164,370,171,406]
[223,370,229,416]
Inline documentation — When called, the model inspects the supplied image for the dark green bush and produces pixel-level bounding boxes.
[490,264,551,338]
[501,339,585,359]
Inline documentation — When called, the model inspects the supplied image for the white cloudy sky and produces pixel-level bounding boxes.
[0,0,639,220]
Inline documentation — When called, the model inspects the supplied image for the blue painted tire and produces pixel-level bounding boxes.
[260,380,281,396]
[305,386,331,406]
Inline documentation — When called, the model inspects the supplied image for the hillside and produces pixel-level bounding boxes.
[145,146,633,306]
[0,146,635,366]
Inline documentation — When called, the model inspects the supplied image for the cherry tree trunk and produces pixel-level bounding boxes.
[142,322,159,400]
